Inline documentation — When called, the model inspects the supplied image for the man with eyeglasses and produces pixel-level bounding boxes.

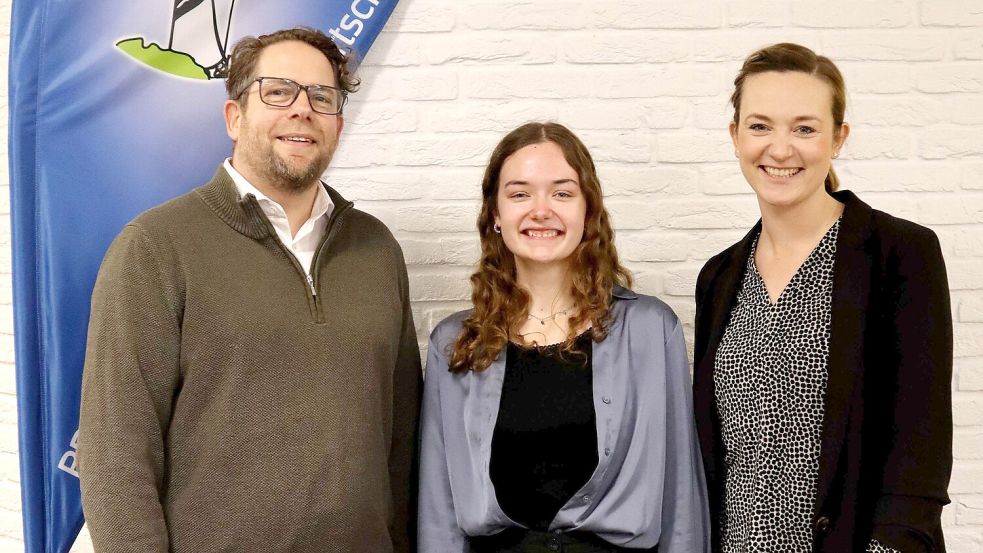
[78,27,421,553]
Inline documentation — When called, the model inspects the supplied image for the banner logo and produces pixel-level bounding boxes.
[57,431,80,478]
[328,0,382,53]
[116,0,238,80]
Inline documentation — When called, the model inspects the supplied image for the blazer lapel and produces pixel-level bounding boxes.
[814,190,874,513]
[699,226,757,381]
[694,223,759,503]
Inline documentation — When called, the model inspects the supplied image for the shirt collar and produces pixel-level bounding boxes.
[612,284,638,300]
[222,158,334,222]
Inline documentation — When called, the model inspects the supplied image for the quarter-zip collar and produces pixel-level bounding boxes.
[195,166,354,241]
[195,165,354,324]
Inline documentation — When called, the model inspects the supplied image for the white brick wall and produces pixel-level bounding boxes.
[1,1,981,551]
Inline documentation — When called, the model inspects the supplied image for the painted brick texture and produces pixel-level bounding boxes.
[2,1,982,551]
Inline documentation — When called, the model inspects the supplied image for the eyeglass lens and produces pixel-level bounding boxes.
[258,78,343,114]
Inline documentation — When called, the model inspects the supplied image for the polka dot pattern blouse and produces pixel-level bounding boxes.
[713,220,897,553]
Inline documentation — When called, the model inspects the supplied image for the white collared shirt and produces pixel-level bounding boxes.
[223,159,334,276]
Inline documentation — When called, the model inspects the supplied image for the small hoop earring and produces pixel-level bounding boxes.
[493,223,501,234]
[832,152,839,159]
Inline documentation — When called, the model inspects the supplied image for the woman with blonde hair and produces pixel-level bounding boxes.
[694,43,952,552]
[419,122,710,552]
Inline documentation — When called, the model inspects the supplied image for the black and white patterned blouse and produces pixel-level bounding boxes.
[713,220,897,553]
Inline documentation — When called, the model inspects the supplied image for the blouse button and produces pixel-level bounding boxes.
[813,515,831,535]
[601,396,611,404]
[604,447,611,456]
[582,495,591,504]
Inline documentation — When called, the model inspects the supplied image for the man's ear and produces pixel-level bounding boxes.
[224,100,242,142]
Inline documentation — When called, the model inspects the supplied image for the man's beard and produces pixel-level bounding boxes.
[238,122,336,194]
[263,143,334,194]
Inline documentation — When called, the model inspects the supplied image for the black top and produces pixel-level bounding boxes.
[490,331,598,530]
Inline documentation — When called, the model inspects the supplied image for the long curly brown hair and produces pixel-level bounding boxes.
[449,122,632,373]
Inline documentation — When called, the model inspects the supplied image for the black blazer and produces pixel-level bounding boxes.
[694,190,952,553]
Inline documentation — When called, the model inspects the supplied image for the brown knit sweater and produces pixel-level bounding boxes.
[78,167,422,553]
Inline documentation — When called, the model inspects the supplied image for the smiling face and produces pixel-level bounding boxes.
[730,71,848,211]
[494,141,587,275]
[224,40,344,194]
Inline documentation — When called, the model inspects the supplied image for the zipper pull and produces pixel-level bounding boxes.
[306,274,317,296]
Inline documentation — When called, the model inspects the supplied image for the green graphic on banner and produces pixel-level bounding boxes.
[116,38,210,79]
[117,0,236,79]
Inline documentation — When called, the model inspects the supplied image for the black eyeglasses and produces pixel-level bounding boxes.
[237,77,347,115]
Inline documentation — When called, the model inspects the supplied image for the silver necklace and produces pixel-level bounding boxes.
[527,306,572,326]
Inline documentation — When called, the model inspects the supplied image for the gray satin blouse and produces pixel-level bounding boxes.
[418,287,711,552]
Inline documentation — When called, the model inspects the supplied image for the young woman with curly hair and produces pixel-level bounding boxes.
[418,122,710,552]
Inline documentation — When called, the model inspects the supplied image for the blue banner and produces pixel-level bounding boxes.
[8,1,397,551]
